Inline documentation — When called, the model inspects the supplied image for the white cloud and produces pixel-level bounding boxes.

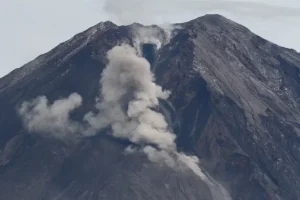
[18,44,175,149]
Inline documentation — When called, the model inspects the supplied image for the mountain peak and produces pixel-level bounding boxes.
[1,15,300,200]
[193,13,229,22]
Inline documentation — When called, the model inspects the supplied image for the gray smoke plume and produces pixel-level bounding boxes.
[17,45,175,150]
[94,44,231,200]
[84,44,175,150]
[131,25,175,54]
[18,44,231,200]
[18,93,82,140]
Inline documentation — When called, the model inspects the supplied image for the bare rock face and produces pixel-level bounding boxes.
[0,14,300,200]
[155,15,300,200]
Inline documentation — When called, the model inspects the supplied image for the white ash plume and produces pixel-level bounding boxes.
[18,93,82,140]
[18,44,231,200]
[131,24,181,56]
[84,44,175,150]
[103,0,181,54]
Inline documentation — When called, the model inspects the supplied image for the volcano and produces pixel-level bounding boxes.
[0,14,300,200]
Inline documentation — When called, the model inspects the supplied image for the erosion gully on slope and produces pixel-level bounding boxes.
[140,42,231,200]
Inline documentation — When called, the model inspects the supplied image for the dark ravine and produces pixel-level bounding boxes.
[142,43,158,68]
[0,14,300,200]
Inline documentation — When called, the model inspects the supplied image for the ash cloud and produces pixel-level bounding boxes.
[84,45,175,150]
[18,44,231,199]
[18,93,82,140]
[131,24,181,57]
[18,45,174,150]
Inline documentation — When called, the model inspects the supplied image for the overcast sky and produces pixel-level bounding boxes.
[0,0,300,77]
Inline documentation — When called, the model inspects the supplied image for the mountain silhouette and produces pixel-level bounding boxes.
[0,14,300,200]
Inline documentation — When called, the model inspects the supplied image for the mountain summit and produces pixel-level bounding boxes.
[0,14,300,200]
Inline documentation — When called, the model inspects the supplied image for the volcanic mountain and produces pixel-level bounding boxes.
[0,14,300,200]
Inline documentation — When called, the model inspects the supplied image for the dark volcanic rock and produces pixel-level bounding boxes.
[155,15,300,200]
[0,14,300,200]
[0,135,213,200]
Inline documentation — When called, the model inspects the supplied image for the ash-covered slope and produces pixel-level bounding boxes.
[155,15,300,200]
[0,14,300,200]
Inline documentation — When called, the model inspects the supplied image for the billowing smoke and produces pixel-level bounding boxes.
[18,93,82,140]
[130,23,182,57]
[18,45,175,150]
[18,44,231,200]
[88,44,225,195]
[143,146,176,168]
[84,45,175,150]
[87,44,231,199]
[132,26,167,54]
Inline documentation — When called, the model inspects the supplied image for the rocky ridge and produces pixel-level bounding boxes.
[0,14,300,200]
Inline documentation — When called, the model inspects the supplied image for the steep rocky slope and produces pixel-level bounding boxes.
[155,15,300,200]
[0,14,300,200]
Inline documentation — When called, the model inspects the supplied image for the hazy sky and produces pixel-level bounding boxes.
[0,0,300,77]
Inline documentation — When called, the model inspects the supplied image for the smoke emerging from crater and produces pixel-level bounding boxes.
[132,25,171,54]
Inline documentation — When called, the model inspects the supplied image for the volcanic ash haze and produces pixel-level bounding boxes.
[18,44,174,149]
